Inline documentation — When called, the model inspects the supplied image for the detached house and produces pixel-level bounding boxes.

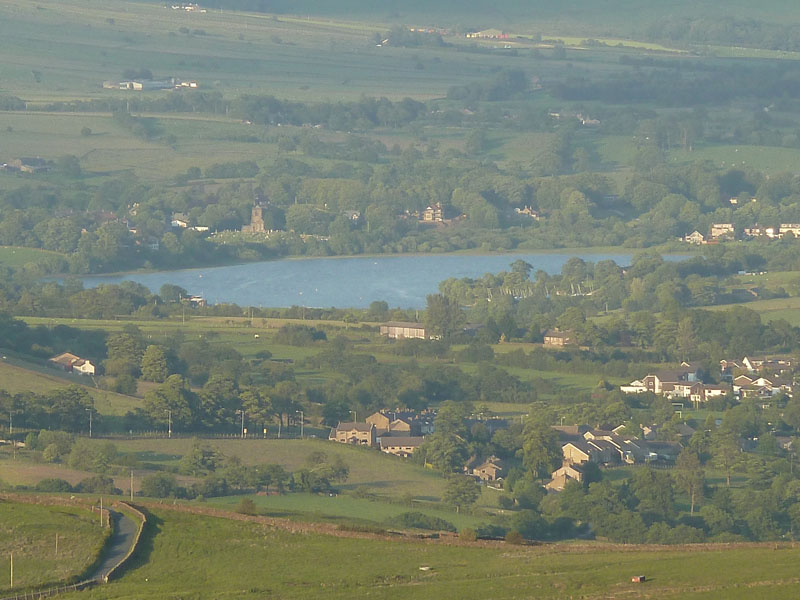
[471,457,506,482]
[329,422,376,446]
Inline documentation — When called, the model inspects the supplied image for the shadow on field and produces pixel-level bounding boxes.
[115,508,162,576]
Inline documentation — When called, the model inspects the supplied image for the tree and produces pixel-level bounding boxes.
[711,429,741,487]
[674,449,705,515]
[521,416,561,481]
[442,475,480,512]
[631,467,675,522]
[424,294,465,341]
[159,283,187,303]
[141,472,179,498]
[141,345,169,383]
[143,374,199,430]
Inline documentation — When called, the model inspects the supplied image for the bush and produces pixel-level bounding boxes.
[75,475,120,495]
[386,511,457,532]
[505,530,525,545]
[35,478,73,493]
[237,497,258,515]
[459,527,478,541]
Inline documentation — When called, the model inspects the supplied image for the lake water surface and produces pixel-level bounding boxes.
[80,252,677,309]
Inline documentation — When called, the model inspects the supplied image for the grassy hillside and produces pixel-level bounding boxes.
[132,0,800,32]
[61,506,800,600]
[0,500,107,594]
[0,360,141,416]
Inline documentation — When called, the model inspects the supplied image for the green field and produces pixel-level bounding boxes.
[56,506,800,600]
[209,492,487,530]
[91,437,449,500]
[0,246,64,268]
[705,296,800,325]
[0,500,107,594]
[0,360,141,417]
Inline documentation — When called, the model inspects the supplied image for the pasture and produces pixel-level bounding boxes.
[88,437,449,500]
[705,296,800,325]
[0,500,107,594]
[60,506,800,600]
[0,246,64,268]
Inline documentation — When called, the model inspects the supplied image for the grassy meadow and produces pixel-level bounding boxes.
[0,246,64,268]
[57,506,800,600]
[0,500,107,594]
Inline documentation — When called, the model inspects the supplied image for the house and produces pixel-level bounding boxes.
[380,321,427,340]
[329,422,376,446]
[780,223,800,238]
[49,352,81,371]
[367,410,421,436]
[546,463,585,491]
[514,206,541,220]
[380,436,424,458]
[421,203,444,223]
[9,157,49,174]
[543,328,573,347]
[171,213,189,228]
[471,457,506,482]
[48,353,95,375]
[684,230,706,245]
[342,210,361,222]
[72,359,96,376]
[710,223,735,240]
[186,295,206,308]
[465,28,510,40]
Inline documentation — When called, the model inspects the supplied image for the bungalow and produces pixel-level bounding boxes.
[329,422,376,446]
[471,457,506,482]
[380,436,424,458]
[380,321,427,340]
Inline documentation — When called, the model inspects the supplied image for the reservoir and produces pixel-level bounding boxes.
[78,252,676,309]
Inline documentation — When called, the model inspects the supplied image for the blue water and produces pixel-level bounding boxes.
[77,252,672,309]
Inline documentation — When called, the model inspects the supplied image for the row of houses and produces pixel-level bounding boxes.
[684,223,800,244]
[547,425,684,491]
[621,358,794,405]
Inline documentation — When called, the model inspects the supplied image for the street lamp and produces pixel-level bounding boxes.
[236,409,246,439]
[296,410,304,439]
[165,409,172,439]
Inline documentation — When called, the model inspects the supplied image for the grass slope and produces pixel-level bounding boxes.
[0,360,141,416]
[64,506,800,599]
[0,500,107,594]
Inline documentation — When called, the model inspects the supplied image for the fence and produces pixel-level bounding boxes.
[0,580,97,600]
[0,501,146,600]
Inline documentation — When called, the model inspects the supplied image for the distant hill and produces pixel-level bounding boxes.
[146,0,800,34]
